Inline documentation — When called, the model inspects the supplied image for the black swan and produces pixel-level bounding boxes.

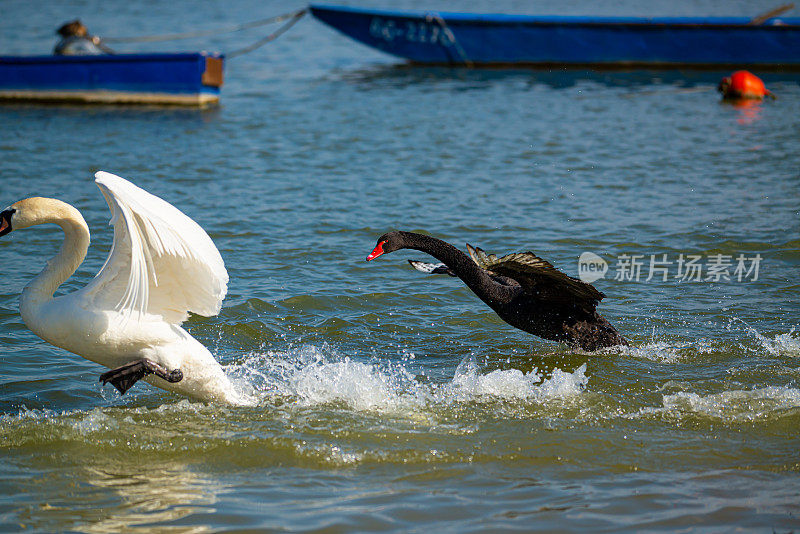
[366,231,627,351]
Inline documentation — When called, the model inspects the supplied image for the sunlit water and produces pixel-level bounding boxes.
[1,0,799,532]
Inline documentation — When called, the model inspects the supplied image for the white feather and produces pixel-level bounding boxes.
[409,260,445,274]
[86,171,228,324]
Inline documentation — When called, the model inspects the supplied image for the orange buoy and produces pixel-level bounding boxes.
[718,70,774,100]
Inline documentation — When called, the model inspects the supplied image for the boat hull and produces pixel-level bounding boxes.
[310,4,800,69]
[0,52,224,105]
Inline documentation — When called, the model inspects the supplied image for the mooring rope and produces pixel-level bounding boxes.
[226,9,307,58]
[425,12,474,68]
[101,8,307,51]
[748,3,794,25]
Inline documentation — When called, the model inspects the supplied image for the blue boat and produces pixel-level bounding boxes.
[0,52,224,105]
[310,4,800,69]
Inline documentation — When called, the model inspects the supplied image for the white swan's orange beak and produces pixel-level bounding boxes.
[366,240,386,261]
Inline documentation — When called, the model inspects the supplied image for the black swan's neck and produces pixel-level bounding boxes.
[397,232,515,303]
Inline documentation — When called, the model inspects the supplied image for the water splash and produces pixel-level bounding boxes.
[447,355,586,402]
[223,346,588,414]
[617,338,716,363]
[73,408,119,434]
[654,386,800,422]
[772,331,800,356]
[618,340,689,363]
[730,318,800,356]
[615,321,800,363]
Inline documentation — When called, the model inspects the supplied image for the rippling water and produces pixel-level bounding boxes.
[2,0,799,532]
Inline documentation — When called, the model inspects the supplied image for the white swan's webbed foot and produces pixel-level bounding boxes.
[99,359,183,395]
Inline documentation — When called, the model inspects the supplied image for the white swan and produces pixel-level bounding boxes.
[0,171,241,404]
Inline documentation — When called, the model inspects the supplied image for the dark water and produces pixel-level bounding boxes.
[2,1,799,532]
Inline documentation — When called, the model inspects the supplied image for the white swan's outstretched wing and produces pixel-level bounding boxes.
[84,171,228,324]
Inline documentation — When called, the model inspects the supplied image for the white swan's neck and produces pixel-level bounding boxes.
[19,198,90,313]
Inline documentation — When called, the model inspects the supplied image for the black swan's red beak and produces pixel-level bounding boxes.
[366,240,386,261]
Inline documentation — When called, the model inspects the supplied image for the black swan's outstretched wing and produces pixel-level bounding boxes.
[408,258,522,296]
[466,244,604,312]
[408,260,457,276]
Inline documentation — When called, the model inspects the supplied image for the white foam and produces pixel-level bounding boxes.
[768,331,800,357]
[616,332,718,363]
[618,340,686,363]
[223,347,589,414]
[72,408,117,434]
[537,365,589,398]
[0,407,60,424]
[225,345,426,413]
[292,357,417,411]
[447,355,586,402]
[649,386,800,421]
[617,322,800,362]
[731,319,800,357]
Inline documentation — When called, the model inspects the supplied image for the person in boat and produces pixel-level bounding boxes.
[54,19,113,55]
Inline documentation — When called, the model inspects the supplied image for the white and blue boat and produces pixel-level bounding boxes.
[0,52,224,105]
[310,4,800,69]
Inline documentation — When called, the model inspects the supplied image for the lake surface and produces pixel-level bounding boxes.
[1,0,799,532]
